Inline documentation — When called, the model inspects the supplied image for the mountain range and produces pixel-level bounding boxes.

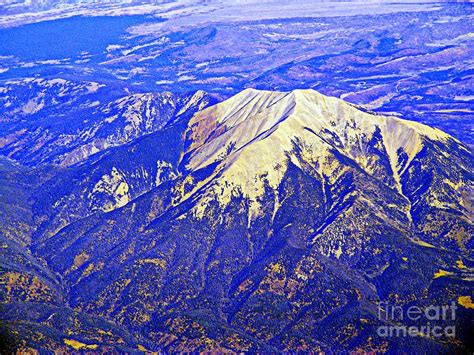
[1,87,472,352]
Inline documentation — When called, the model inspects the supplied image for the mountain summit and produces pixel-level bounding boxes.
[179,89,470,240]
[1,88,472,352]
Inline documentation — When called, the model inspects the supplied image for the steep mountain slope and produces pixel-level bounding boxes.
[0,85,218,352]
[32,112,198,244]
[1,89,473,352]
[181,88,471,250]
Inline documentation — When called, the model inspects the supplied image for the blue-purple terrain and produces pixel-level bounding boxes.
[0,1,472,353]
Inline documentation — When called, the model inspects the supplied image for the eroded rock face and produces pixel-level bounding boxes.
[1,89,472,352]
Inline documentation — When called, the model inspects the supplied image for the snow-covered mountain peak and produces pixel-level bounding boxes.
[184,88,453,172]
[177,88,467,221]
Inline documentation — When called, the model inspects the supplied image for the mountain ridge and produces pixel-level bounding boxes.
[176,88,469,232]
[1,87,472,352]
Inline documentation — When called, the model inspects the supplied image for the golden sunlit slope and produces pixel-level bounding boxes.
[180,88,468,222]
